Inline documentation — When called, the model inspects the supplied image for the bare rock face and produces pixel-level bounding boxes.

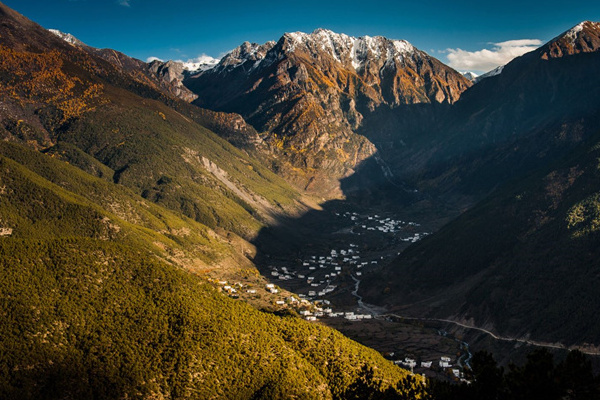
[147,60,198,102]
[185,29,471,197]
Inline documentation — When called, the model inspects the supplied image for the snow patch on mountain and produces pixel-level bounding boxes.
[48,29,84,46]
[462,71,479,81]
[563,21,600,46]
[474,65,504,83]
[563,22,585,47]
[214,41,276,72]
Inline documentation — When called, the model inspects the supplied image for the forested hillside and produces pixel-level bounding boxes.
[0,3,426,399]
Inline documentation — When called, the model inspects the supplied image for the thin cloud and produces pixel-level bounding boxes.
[446,39,542,72]
[146,56,163,63]
[117,0,131,7]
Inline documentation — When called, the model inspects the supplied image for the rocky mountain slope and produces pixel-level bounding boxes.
[366,21,600,205]
[362,21,600,347]
[540,20,600,59]
[183,29,471,197]
[48,28,201,103]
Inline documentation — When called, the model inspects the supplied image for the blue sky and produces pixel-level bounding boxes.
[4,0,600,73]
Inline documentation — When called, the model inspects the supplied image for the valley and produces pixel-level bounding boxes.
[248,192,476,381]
[1,1,600,397]
[249,190,600,381]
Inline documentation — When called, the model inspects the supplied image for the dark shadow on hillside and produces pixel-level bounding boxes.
[252,156,412,258]
[248,147,462,310]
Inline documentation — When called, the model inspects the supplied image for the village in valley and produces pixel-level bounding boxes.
[245,210,430,322]
[211,207,472,382]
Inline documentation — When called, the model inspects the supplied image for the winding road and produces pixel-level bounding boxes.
[381,314,600,356]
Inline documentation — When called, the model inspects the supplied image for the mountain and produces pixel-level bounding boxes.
[48,28,204,103]
[0,7,309,239]
[48,28,84,46]
[540,21,600,59]
[362,21,600,347]
[462,71,479,81]
[179,54,220,72]
[146,59,199,102]
[183,29,471,197]
[375,21,600,205]
[473,65,504,82]
[0,2,428,398]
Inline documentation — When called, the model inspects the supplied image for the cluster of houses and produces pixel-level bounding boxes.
[439,356,452,368]
[390,353,471,383]
[248,211,430,311]
[298,308,373,321]
[395,356,461,378]
[213,277,370,323]
[213,211,431,325]
[217,280,244,296]
[400,232,428,243]
[216,277,376,323]
[335,212,428,240]
[264,242,382,302]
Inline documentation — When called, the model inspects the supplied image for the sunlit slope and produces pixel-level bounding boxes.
[0,135,422,400]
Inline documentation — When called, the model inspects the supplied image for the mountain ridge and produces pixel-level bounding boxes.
[182,28,471,197]
[540,20,600,59]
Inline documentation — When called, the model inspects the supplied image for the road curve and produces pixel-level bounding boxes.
[379,314,600,356]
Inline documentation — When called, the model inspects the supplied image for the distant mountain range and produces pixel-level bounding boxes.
[151,19,600,348]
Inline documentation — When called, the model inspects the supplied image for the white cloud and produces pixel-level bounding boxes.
[146,56,163,63]
[117,0,131,7]
[446,39,543,73]
[178,54,220,64]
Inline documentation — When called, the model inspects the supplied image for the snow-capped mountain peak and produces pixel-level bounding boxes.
[48,29,84,46]
[462,71,479,81]
[203,29,425,77]
[563,21,600,46]
[213,41,277,72]
[540,20,600,59]
[277,29,417,72]
[180,55,220,72]
[473,65,504,83]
